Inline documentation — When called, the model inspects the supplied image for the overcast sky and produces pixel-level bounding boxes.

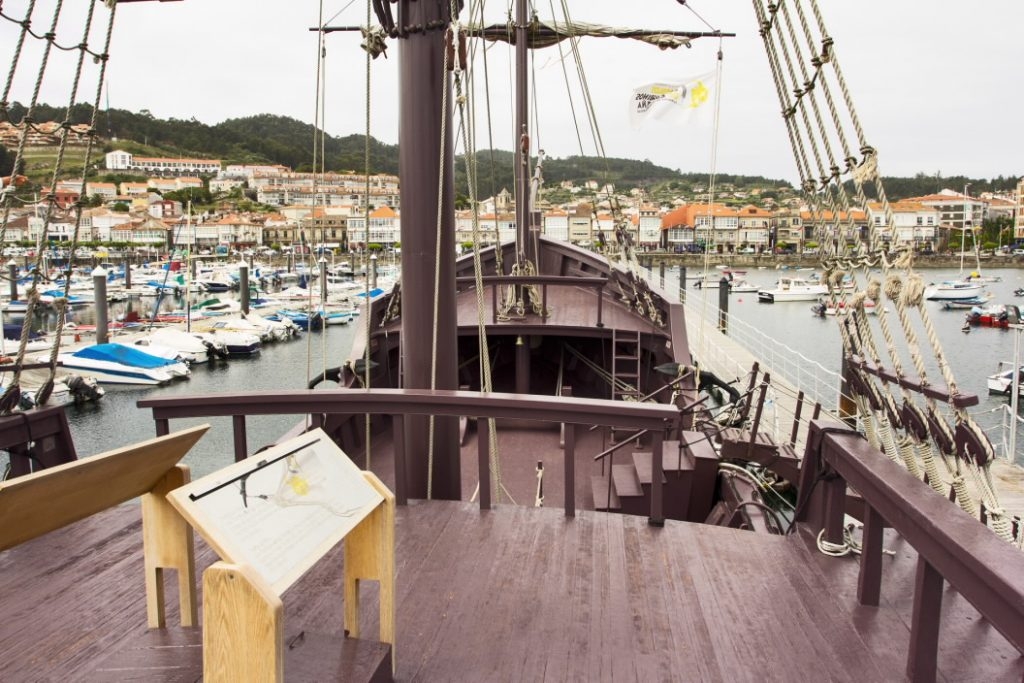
[3,1,1022,185]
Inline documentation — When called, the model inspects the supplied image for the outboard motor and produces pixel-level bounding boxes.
[66,375,105,404]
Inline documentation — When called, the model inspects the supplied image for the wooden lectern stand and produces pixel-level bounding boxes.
[0,425,210,628]
[168,429,395,682]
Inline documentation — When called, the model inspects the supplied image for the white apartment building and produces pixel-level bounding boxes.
[866,202,939,248]
[104,150,221,175]
[543,210,569,241]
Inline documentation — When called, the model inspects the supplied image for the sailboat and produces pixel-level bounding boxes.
[1,1,1023,681]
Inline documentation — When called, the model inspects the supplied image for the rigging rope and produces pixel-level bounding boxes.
[0,0,116,411]
[752,0,1013,542]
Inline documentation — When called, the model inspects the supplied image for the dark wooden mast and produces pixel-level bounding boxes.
[397,0,460,500]
[514,0,531,255]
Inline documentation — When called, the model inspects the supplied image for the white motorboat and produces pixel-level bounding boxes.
[125,327,228,364]
[54,343,189,385]
[923,280,986,301]
[757,277,829,303]
[195,327,262,356]
[987,363,1024,396]
[729,279,759,293]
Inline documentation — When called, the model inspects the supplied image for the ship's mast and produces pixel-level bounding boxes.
[514,0,532,260]
[396,0,460,500]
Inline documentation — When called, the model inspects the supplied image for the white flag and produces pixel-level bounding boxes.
[628,71,716,128]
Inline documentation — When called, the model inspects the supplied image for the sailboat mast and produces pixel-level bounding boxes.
[514,0,531,256]
[396,0,460,500]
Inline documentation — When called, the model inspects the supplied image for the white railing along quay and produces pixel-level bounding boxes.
[682,295,847,414]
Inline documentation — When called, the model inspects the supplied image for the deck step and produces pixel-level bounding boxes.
[611,463,643,497]
[681,432,719,462]
[631,451,670,486]
[680,430,720,523]
[590,474,621,511]
[718,426,779,461]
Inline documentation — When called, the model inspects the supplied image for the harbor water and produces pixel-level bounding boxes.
[9,263,1024,478]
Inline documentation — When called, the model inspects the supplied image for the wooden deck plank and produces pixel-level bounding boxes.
[2,500,1023,682]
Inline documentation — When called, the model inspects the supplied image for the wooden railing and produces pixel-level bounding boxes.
[797,420,1024,682]
[455,275,608,326]
[138,388,678,523]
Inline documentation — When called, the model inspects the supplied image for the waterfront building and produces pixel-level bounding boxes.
[83,208,129,242]
[796,209,868,250]
[866,201,938,250]
[660,203,737,252]
[347,206,400,251]
[910,190,986,248]
[300,206,350,249]
[737,205,771,251]
[110,215,171,247]
[1016,178,1024,243]
[638,204,663,249]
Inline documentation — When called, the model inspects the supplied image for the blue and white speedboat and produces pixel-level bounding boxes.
[55,343,190,385]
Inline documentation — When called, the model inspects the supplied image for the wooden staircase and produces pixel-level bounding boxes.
[591,431,720,523]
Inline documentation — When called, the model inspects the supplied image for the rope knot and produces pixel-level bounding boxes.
[883,275,902,302]
[866,278,881,302]
[902,274,925,307]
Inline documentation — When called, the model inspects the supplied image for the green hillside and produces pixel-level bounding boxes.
[2,103,1017,202]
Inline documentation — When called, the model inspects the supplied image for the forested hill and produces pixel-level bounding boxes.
[2,103,1016,198]
[3,103,786,191]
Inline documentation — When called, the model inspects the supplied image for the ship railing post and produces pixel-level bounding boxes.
[478,416,491,511]
[392,415,407,506]
[857,502,885,606]
[649,429,664,526]
[596,284,604,328]
[231,415,247,462]
[907,556,944,682]
[678,265,687,303]
[563,423,575,517]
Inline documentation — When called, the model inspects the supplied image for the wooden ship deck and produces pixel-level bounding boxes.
[2,498,1022,682]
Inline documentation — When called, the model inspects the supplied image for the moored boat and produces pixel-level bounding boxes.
[757,276,829,303]
[987,362,1024,396]
[54,342,189,385]
[924,280,986,300]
